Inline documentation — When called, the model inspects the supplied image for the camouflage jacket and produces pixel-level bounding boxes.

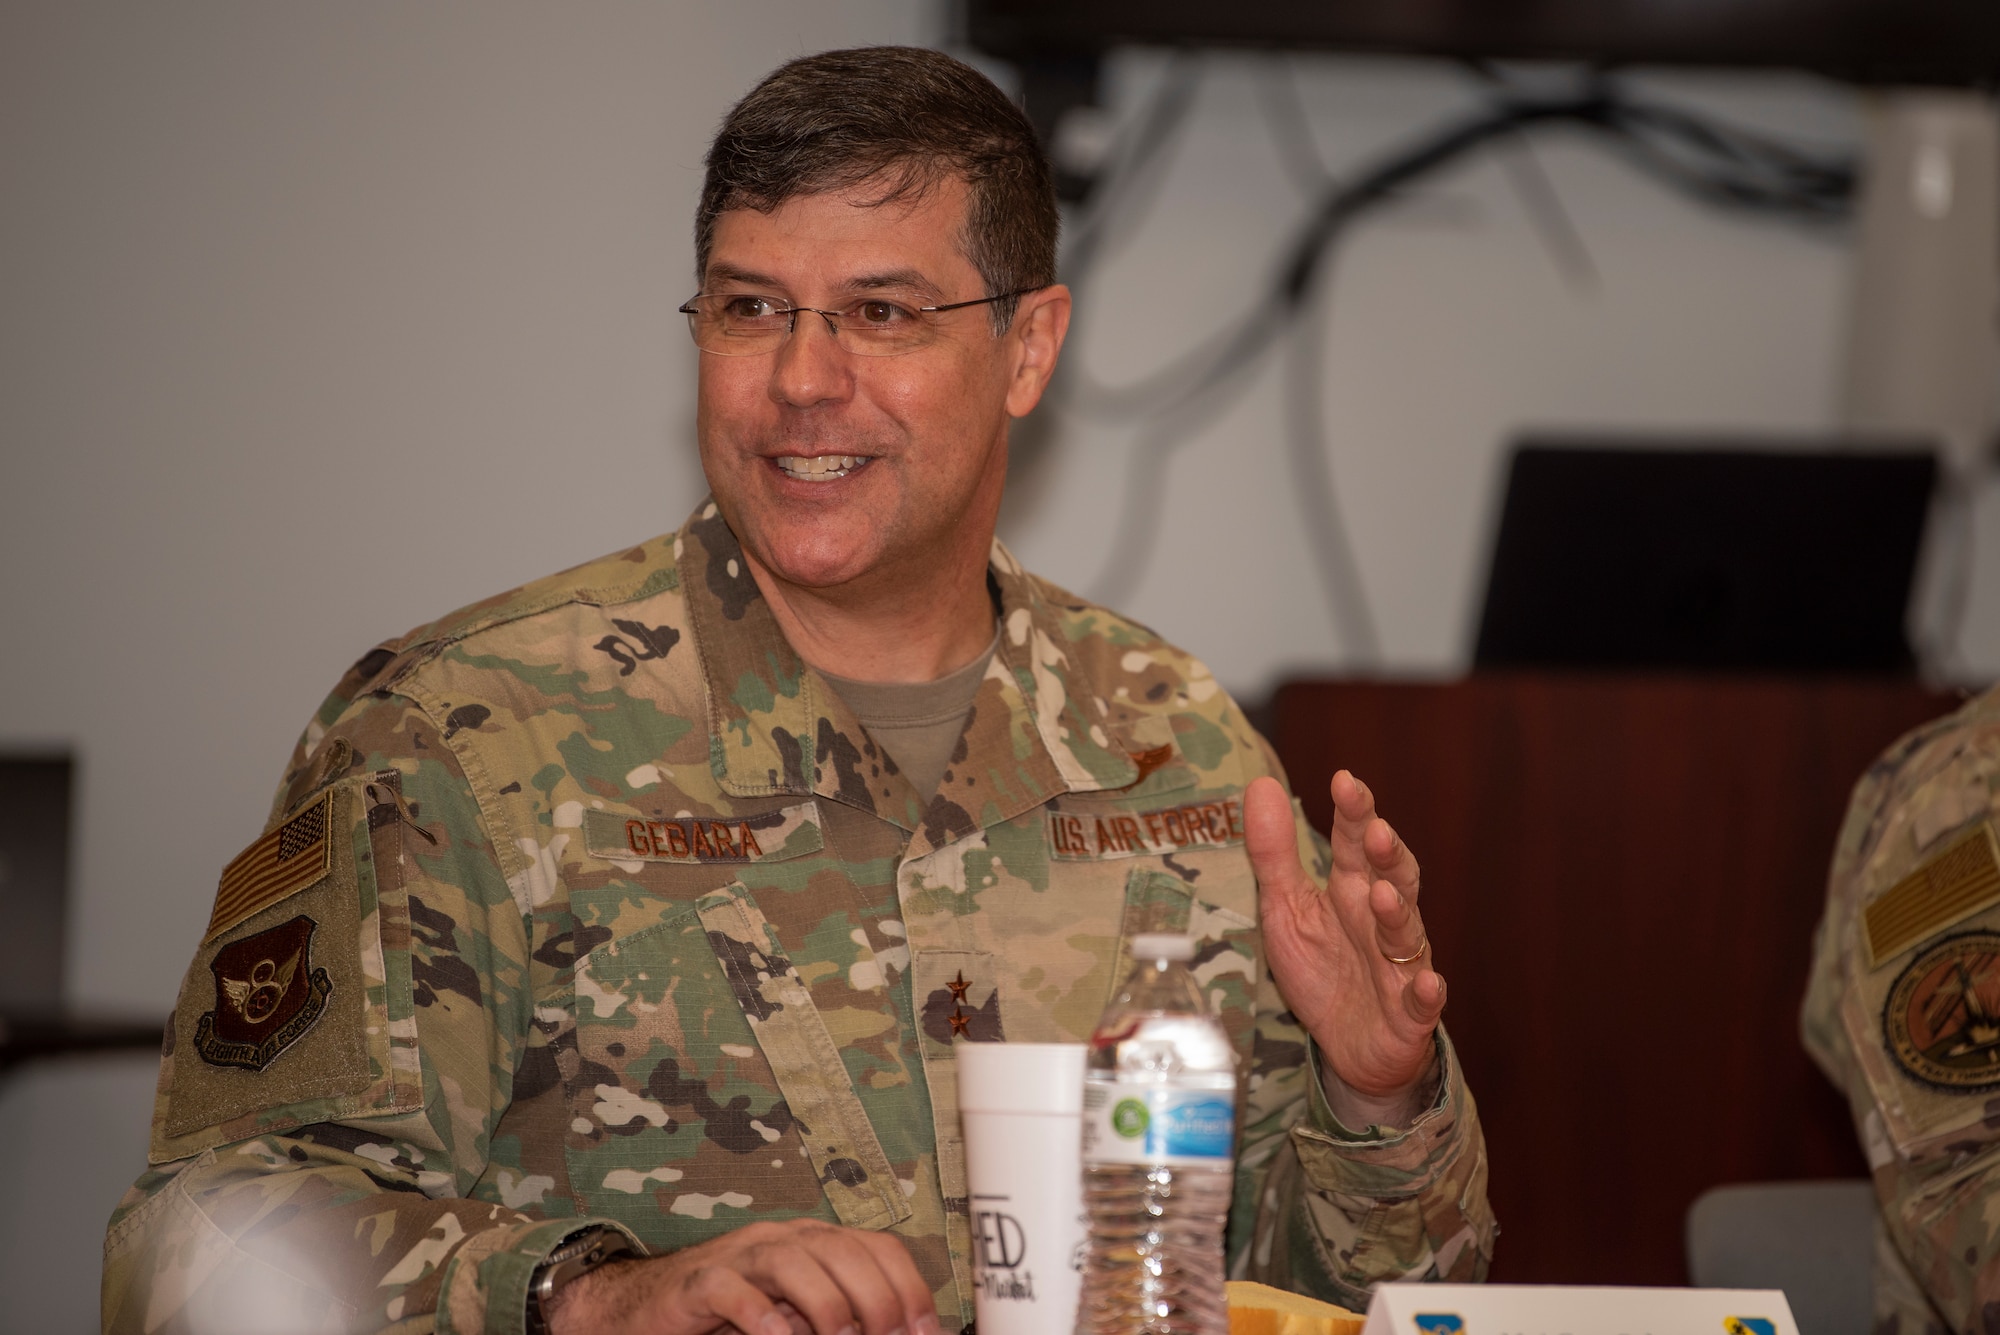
[1803,685,2000,1335]
[103,503,1495,1335]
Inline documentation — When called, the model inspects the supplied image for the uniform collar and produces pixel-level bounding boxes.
[678,501,1146,846]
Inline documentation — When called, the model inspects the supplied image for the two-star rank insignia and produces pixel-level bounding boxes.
[946,970,973,1038]
[194,914,333,1072]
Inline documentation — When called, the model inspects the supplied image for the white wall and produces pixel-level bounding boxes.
[0,1053,161,1333]
[10,8,1996,1020]
[3,10,1997,1326]
[1000,51,2000,690]
[0,5,935,1327]
[0,0,939,1015]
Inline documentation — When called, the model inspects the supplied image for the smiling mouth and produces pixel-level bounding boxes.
[773,454,870,481]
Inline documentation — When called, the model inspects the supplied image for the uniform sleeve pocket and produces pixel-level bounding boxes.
[151,775,422,1161]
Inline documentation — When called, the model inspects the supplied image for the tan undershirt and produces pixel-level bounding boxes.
[819,627,1000,803]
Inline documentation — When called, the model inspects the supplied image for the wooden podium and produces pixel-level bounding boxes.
[1266,674,1965,1285]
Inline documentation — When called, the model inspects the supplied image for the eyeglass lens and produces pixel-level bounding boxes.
[684,295,942,357]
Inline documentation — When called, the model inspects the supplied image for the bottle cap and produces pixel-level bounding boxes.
[1129,933,1196,961]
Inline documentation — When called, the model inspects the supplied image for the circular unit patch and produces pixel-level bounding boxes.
[1884,930,2000,1092]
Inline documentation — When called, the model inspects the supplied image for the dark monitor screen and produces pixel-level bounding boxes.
[1472,442,1937,673]
[0,755,73,1015]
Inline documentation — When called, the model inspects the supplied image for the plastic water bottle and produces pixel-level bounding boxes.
[1075,933,1236,1335]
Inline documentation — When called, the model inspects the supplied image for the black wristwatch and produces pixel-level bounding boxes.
[525,1225,638,1335]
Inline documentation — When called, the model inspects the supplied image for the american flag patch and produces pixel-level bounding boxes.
[204,791,334,942]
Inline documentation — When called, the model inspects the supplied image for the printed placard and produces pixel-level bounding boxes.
[1359,1284,1796,1335]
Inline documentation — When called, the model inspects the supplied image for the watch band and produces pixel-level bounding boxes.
[525,1225,638,1335]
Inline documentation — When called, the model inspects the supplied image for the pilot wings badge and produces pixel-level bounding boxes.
[195,914,332,1071]
[221,949,298,1023]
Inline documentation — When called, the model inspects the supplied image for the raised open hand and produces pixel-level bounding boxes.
[1244,770,1445,1118]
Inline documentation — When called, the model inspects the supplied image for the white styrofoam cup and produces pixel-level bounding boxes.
[956,1042,1089,1335]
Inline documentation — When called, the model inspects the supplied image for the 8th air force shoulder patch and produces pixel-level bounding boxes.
[150,773,424,1164]
[187,792,341,1071]
[194,914,331,1071]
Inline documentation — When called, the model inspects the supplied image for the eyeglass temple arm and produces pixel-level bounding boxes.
[918,287,1041,314]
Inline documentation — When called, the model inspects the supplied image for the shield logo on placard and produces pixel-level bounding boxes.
[1724,1319,1776,1335]
[1414,1316,1464,1334]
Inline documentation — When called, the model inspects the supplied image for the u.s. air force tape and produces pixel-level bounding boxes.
[1047,797,1246,861]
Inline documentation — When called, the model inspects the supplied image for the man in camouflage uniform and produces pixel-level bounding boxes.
[1805,685,2000,1333]
[103,46,1494,1335]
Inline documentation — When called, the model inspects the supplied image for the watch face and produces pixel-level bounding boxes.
[532,1231,610,1335]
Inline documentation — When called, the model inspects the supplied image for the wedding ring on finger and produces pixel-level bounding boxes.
[1383,934,1428,965]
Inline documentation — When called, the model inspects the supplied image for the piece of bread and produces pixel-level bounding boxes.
[1226,1280,1366,1335]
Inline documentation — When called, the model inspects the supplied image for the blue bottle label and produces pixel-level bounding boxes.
[1082,1082,1235,1165]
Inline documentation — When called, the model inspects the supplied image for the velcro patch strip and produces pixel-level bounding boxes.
[1048,796,1246,861]
[204,791,334,943]
[1865,821,2000,968]
[583,801,822,864]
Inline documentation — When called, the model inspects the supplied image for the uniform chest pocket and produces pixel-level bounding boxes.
[566,882,912,1243]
